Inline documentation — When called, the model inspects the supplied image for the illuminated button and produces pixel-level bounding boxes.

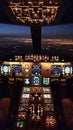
[16,121,24,128]
[25,68,29,72]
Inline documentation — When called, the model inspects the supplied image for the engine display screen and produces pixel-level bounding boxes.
[32,65,41,75]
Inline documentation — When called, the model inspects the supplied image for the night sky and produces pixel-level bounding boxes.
[42,24,73,39]
[0,23,73,39]
[0,23,31,37]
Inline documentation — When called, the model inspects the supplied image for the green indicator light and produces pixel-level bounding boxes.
[16,121,20,127]
[20,121,24,128]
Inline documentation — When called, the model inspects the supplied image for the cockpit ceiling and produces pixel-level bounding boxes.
[0,0,73,25]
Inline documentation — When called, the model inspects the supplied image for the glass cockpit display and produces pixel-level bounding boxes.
[63,66,72,76]
[32,65,41,75]
[1,65,10,75]
[12,64,22,75]
[51,65,61,76]
[43,78,50,85]
[32,75,41,85]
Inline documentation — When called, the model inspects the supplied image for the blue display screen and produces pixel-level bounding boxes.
[12,64,22,75]
[51,65,61,76]
[1,65,10,75]
[63,66,72,76]
[32,65,41,75]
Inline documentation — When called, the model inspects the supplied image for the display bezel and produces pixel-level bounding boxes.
[32,75,41,85]
[63,65,72,76]
[51,65,61,76]
[12,64,22,76]
[1,64,10,75]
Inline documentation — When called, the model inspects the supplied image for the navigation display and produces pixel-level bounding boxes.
[51,65,61,76]
[12,64,22,75]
